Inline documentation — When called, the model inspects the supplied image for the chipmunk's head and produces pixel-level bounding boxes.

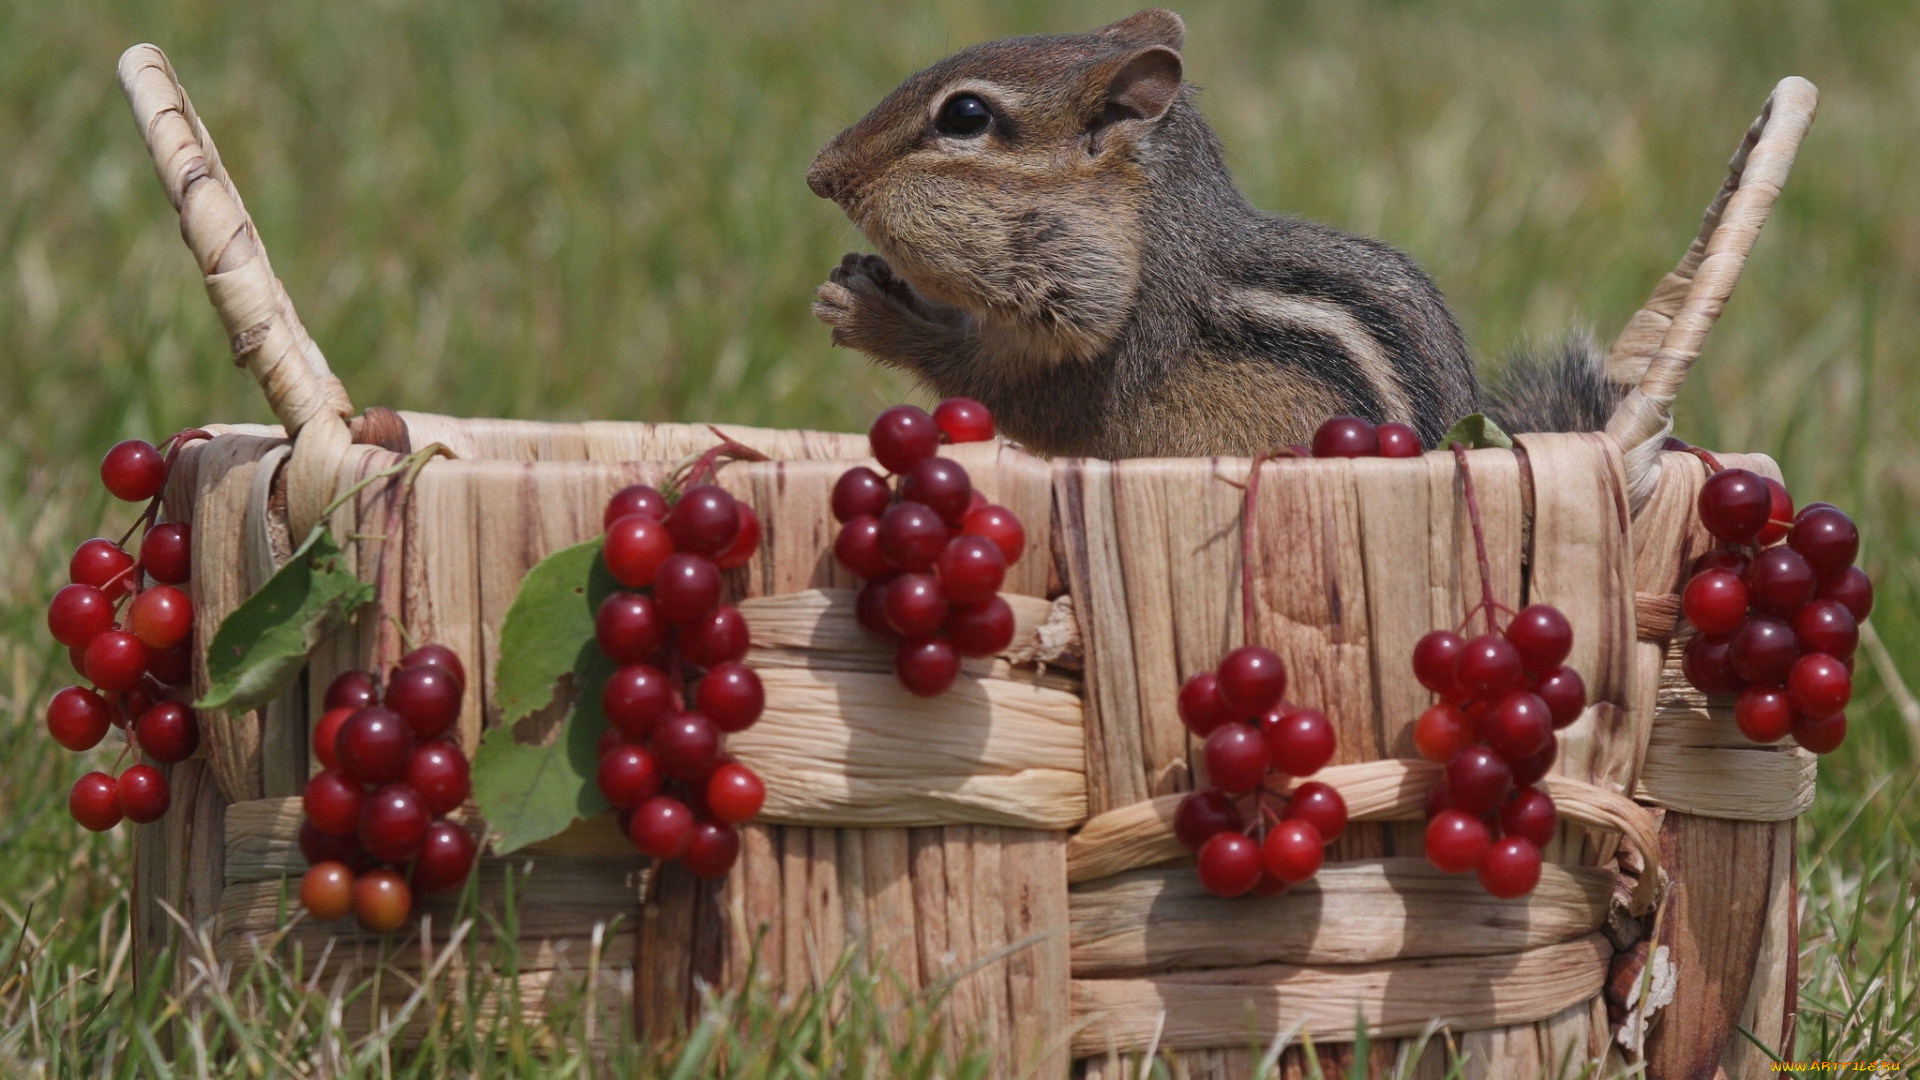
[807,9,1188,362]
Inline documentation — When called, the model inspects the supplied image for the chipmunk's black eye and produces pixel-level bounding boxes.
[935,94,992,137]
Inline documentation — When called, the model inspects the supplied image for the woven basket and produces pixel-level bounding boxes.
[117,44,1818,1079]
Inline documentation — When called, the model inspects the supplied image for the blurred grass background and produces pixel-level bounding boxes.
[3,0,1916,1071]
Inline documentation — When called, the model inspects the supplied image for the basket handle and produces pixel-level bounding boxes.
[1606,77,1818,511]
[118,44,355,537]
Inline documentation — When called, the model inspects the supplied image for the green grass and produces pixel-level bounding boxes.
[3,0,1917,1073]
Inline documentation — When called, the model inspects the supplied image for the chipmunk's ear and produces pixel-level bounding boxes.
[1101,9,1184,51]
[1099,45,1183,125]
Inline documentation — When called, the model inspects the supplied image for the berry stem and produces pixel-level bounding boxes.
[671,428,772,496]
[1680,445,1725,474]
[1450,444,1501,636]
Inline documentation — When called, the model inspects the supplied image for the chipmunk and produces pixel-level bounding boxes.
[807,9,1617,458]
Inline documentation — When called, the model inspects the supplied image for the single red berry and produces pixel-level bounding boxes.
[629,796,697,859]
[1195,832,1264,897]
[384,665,462,740]
[1757,478,1794,547]
[358,783,431,864]
[1730,616,1800,686]
[946,597,1015,658]
[1792,599,1858,660]
[900,457,973,525]
[1261,820,1323,883]
[116,765,169,824]
[707,762,767,824]
[1484,691,1552,762]
[596,591,668,665]
[1531,666,1586,728]
[1506,605,1572,673]
[884,573,948,639]
[666,485,742,557]
[1745,546,1817,617]
[878,502,949,571]
[1310,416,1379,458]
[47,687,113,752]
[936,534,1005,604]
[399,644,467,691]
[1284,781,1347,843]
[683,821,742,879]
[1478,836,1543,898]
[325,670,380,712]
[101,439,169,502]
[1733,685,1796,743]
[135,701,199,764]
[1692,548,1751,578]
[869,406,940,474]
[831,467,893,523]
[714,504,761,570]
[696,662,765,732]
[1787,653,1851,717]
[1173,789,1242,851]
[1412,702,1473,763]
[1424,809,1489,873]
[1697,468,1772,543]
[353,870,412,932]
[1445,747,1512,814]
[933,397,995,443]
[1264,708,1336,777]
[1204,723,1270,794]
[1510,734,1558,787]
[1455,634,1523,701]
[653,553,723,624]
[960,503,1026,565]
[1412,630,1469,702]
[48,584,114,649]
[84,631,148,693]
[681,604,750,668]
[71,538,137,599]
[303,768,365,838]
[1788,506,1859,579]
[135,521,191,586]
[855,577,901,642]
[602,664,675,738]
[894,639,961,697]
[597,744,662,809]
[603,514,676,589]
[311,706,354,770]
[1791,710,1847,754]
[335,707,413,786]
[604,484,668,528]
[834,516,893,578]
[1177,672,1236,737]
[411,821,477,894]
[1817,566,1873,622]
[1682,633,1744,694]
[1682,569,1749,635]
[71,771,123,831]
[146,643,192,688]
[1499,787,1558,847]
[654,713,722,782]
[298,819,363,868]
[1216,646,1287,716]
[301,862,356,920]
[127,586,192,651]
[1375,422,1422,458]
[404,741,471,815]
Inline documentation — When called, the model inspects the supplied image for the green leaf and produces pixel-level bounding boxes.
[194,528,375,713]
[1440,411,1514,450]
[471,537,622,852]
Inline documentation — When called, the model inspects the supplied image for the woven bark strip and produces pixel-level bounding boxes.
[1070,934,1611,1054]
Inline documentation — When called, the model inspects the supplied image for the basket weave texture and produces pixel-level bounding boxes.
[117,43,1819,1080]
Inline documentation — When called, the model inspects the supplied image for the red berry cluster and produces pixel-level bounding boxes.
[832,399,1026,697]
[1679,467,1870,754]
[594,482,767,879]
[1411,604,1586,899]
[51,436,207,833]
[1308,415,1424,459]
[298,648,478,931]
[1169,647,1346,898]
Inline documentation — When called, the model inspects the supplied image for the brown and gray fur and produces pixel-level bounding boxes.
[808,9,1614,457]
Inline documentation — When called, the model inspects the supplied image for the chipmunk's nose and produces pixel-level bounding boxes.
[805,153,845,202]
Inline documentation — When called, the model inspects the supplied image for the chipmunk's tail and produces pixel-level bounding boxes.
[1479,330,1625,434]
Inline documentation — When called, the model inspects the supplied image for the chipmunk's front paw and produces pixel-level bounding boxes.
[813,253,914,350]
